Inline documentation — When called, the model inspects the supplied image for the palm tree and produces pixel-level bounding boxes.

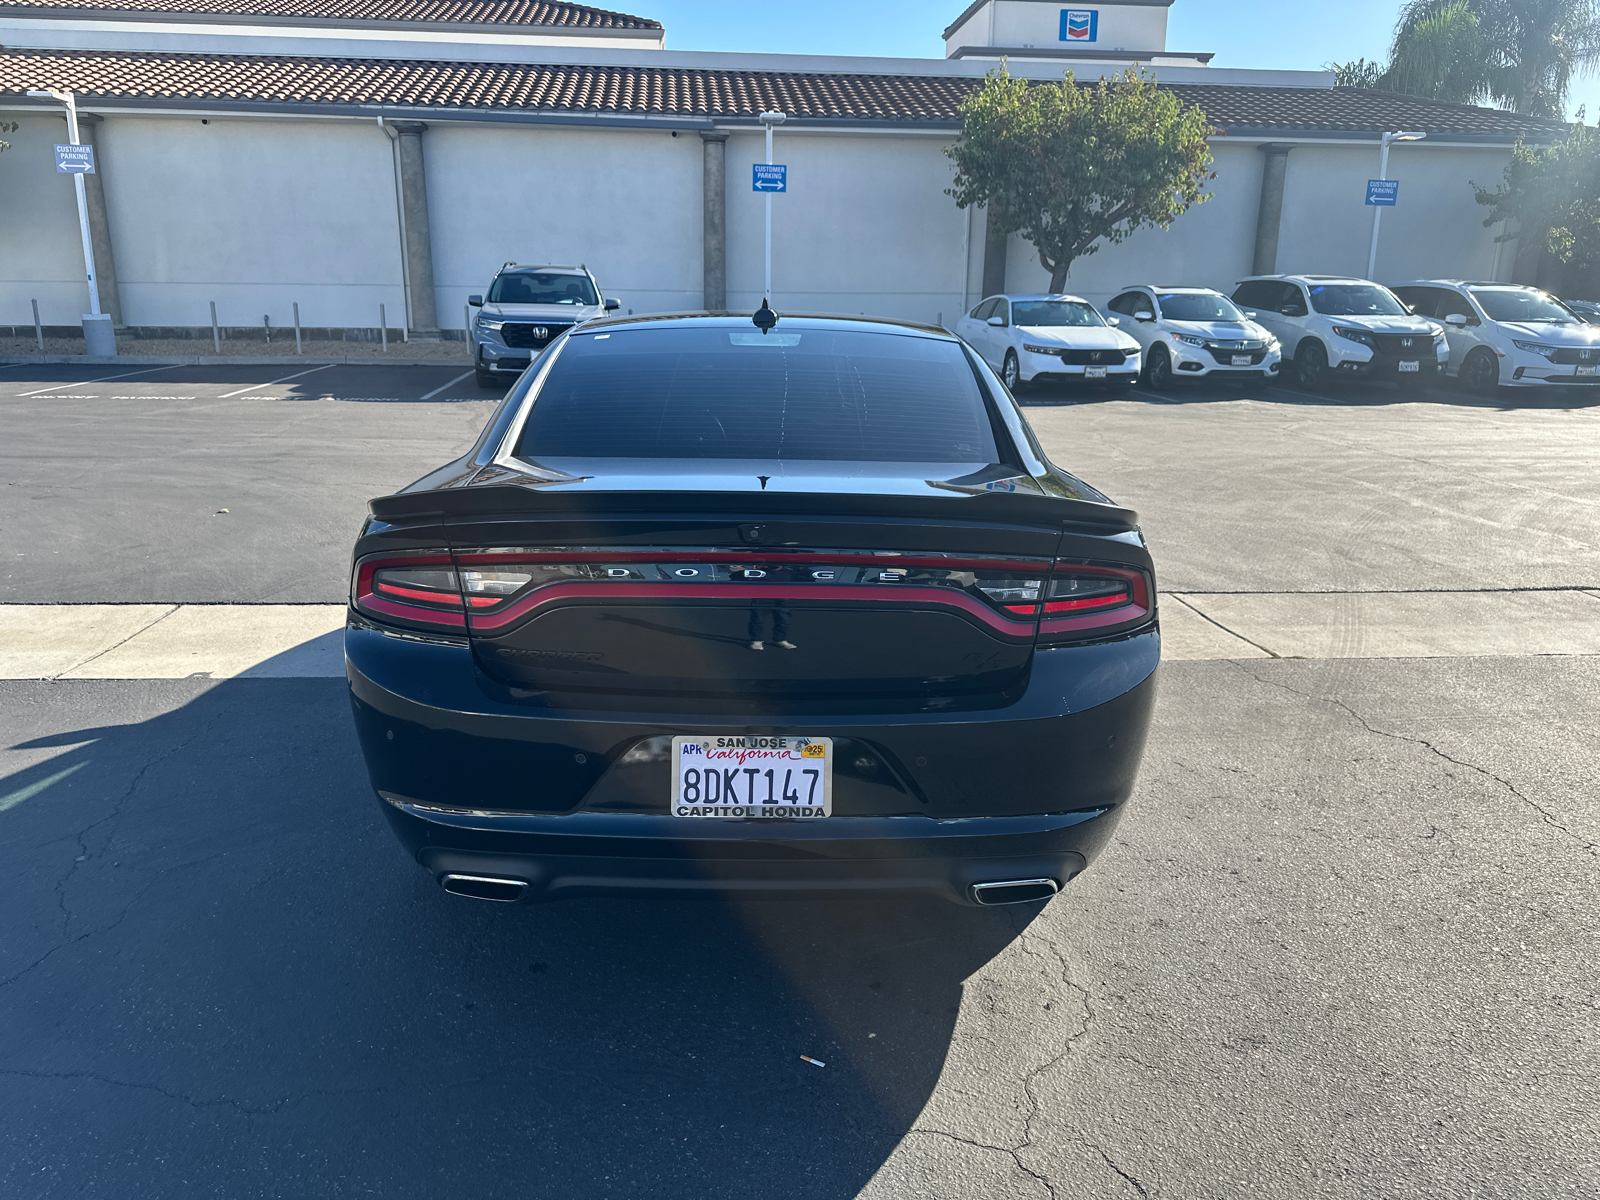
[1330,0,1600,117]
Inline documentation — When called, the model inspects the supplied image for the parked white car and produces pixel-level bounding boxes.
[1104,285,1282,388]
[1389,280,1600,392]
[1231,275,1446,389]
[954,294,1142,392]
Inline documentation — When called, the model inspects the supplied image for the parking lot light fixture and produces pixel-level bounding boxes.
[1368,130,1427,279]
[759,111,786,305]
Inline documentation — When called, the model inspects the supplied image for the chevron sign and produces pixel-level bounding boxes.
[1060,9,1098,41]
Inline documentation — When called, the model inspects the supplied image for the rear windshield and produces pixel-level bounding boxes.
[1011,301,1104,327]
[515,327,1000,463]
[1470,289,1578,323]
[1158,293,1245,322]
[1307,284,1407,316]
[488,272,598,306]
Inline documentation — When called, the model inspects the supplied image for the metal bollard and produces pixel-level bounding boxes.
[293,302,302,355]
[380,303,387,353]
[264,314,272,345]
[32,298,43,350]
[211,301,221,354]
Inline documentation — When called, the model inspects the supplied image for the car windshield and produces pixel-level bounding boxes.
[516,327,1000,463]
[487,272,598,306]
[1157,293,1246,322]
[1470,289,1578,324]
[1011,301,1105,327]
[1306,284,1408,316]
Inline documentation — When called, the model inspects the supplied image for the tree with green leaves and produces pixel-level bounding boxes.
[1329,0,1600,117]
[945,67,1214,294]
[1475,122,1600,285]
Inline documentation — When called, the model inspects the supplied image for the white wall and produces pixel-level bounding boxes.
[947,2,1169,53]
[1275,143,1513,285]
[725,132,973,326]
[0,114,101,324]
[423,121,703,330]
[996,139,1515,305]
[100,114,404,328]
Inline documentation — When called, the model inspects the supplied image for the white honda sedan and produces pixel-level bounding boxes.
[955,294,1142,392]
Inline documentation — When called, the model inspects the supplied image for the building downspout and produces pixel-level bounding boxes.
[378,116,412,335]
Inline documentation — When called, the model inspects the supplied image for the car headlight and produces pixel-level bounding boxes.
[1022,344,1061,356]
[1332,325,1377,348]
[1170,333,1206,347]
[1432,330,1447,346]
[1264,337,1281,352]
[1511,340,1556,359]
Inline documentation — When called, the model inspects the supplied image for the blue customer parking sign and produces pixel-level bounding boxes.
[1366,179,1399,206]
[753,163,787,192]
[54,143,95,173]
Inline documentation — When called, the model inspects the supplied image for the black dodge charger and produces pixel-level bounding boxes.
[346,312,1159,906]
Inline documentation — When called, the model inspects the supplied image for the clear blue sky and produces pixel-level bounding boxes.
[637,0,1600,120]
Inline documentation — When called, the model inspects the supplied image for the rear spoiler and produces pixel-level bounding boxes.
[369,482,1139,533]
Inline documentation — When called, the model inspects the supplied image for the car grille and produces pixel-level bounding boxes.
[1372,333,1429,357]
[500,322,574,349]
[1549,346,1600,365]
[1204,344,1268,365]
[1052,348,1131,366]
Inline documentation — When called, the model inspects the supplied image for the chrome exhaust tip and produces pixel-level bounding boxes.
[971,878,1060,906]
[440,873,528,903]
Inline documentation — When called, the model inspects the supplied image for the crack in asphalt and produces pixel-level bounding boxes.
[1228,661,1597,857]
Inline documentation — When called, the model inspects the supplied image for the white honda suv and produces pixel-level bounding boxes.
[468,264,618,387]
[1231,275,1446,389]
[1389,281,1600,392]
[1105,285,1282,388]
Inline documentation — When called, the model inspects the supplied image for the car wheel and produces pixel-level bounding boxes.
[475,369,499,388]
[1461,348,1500,394]
[1001,350,1022,392]
[1144,344,1173,389]
[1294,340,1329,390]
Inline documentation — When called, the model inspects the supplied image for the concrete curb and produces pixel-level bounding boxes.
[1,353,472,368]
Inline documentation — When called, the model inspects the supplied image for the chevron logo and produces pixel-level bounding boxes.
[1061,10,1098,41]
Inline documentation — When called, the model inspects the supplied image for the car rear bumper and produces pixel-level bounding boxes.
[346,622,1160,903]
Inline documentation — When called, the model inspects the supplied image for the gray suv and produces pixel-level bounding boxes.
[469,264,618,387]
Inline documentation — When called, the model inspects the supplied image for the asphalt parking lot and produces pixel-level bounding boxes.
[2,361,1596,1198]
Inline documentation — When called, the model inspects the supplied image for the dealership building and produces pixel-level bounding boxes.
[0,0,1571,341]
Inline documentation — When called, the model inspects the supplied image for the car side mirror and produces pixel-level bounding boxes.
[987,316,1006,327]
[1445,313,1468,328]
[468,295,483,307]
[1282,304,1306,317]
[1106,315,1121,327]
[605,299,621,311]
[1135,311,1155,323]
[1243,310,1259,320]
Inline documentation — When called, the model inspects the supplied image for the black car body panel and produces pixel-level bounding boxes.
[347,314,1160,904]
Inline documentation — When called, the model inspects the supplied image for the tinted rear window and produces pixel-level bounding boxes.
[515,327,1000,463]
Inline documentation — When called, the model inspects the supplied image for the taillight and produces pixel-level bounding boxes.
[1001,562,1154,642]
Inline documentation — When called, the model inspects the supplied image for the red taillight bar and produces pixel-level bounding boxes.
[1038,564,1152,638]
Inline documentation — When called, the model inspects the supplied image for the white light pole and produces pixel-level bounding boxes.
[29,88,114,356]
[759,111,786,304]
[1367,130,1426,280]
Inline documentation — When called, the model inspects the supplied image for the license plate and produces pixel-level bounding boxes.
[1577,366,1597,377]
[1231,355,1252,367]
[1085,367,1107,379]
[1398,360,1420,373]
[671,736,832,818]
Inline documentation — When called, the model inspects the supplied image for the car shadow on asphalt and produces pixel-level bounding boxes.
[1018,377,1600,410]
[0,671,1036,1198]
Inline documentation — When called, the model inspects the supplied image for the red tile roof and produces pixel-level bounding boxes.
[0,47,1570,140]
[0,0,661,29]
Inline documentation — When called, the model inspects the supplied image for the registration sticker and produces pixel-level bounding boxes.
[1085,366,1108,379]
[1398,360,1421,372]
[671,736,832,818]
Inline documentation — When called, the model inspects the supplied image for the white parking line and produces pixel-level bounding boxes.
[16,366,178,397]
[419,370,474,400]
[218,362,336,399]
